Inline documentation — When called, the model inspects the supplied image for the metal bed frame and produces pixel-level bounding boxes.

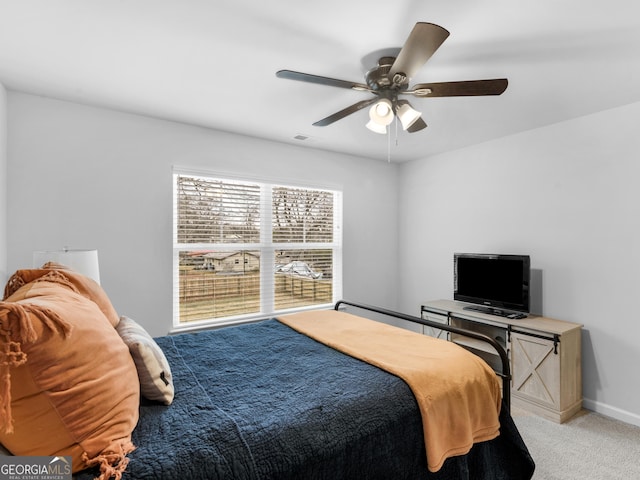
[334,300,511,412]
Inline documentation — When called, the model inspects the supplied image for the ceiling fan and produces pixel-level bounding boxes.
[276,22,508,134]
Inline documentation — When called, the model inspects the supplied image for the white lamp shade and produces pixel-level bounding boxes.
[396,103,422,130]
[369,99,394,126]
[366,120,388,134]
[33,249,101,284]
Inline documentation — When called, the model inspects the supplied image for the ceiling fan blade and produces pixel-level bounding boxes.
[406,117,427,133]
[276,70,371,92]
[410,79,509,97]
[389,22,450,81]
[313,98,378,127]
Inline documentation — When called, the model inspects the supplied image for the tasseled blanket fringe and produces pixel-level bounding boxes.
[0,302,72,434]
[82,443,136,480]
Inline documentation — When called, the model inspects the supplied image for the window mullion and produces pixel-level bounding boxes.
[260,185,274,313]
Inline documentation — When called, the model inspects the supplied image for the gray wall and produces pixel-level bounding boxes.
[398,101,640,426]
[5,92,399,337]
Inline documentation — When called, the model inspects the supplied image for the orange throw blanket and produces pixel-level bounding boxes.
[277,310,502,472]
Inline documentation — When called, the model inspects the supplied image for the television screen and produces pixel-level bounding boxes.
[454,253,530,315]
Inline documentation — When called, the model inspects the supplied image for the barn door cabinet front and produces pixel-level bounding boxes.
[510,328,582,423]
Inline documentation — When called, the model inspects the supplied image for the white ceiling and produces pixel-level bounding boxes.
[1,1,639,162]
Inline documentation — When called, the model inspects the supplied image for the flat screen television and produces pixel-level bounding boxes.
[454,253,530,317]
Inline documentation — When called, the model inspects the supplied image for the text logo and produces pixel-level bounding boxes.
[0,456,72,480]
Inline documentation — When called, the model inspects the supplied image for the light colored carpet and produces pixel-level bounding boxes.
[511,406,640,480]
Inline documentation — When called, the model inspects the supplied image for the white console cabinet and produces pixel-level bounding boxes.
[421,299,583,423]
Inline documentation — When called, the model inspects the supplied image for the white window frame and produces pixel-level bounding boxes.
[172,170,342,331]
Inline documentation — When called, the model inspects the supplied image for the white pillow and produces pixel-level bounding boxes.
[116,316,174,405]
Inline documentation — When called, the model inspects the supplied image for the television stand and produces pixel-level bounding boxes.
[462,305,527,320]
[421,299,583,423]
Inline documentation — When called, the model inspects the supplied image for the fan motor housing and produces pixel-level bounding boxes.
[365,57,407,91]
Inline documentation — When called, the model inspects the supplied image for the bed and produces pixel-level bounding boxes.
[72,300,534,480]
[0,266,533,479]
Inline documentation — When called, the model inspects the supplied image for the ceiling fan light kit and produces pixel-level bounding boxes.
[366,119,388,134]
[396,102,422,130]
[276,21,508,135]
[369,98,394,127]
[365,99,421,134]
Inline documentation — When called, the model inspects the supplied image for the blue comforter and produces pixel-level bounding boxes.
[78,319,534,480]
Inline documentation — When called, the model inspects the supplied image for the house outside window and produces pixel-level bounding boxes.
[173,172,342,328]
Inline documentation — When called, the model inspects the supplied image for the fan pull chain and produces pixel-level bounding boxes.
[395,117,399,146]
[386,117,400,163]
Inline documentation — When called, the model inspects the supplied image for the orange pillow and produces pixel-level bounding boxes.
[3,262,120,327]
[0,270,139,479]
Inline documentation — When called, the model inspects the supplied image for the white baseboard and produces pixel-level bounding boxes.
[582,398,640,427]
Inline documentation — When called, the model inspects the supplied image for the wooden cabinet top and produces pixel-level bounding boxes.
[422,299,583,336]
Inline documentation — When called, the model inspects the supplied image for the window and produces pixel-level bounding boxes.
[173,172,342,328]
